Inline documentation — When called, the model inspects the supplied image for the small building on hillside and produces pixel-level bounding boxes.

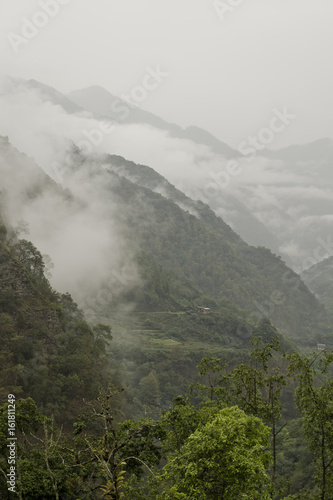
[317,343,326,351]
[196,306,211,314]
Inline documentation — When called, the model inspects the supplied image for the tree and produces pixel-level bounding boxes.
[14,239,45,280]
[78,386,162,499]
[231,321,288,481]
[0,397,67,500]
[288,351,333,500]
[195,356,230,403]
[160,396,201,454]
[159,406,272,500]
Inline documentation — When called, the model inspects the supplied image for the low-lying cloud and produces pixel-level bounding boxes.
[1,76,333,272]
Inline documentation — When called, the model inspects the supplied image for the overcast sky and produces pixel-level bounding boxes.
[1,0,332,149]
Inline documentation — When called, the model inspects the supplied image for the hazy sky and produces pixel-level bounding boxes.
[1,0,332,149]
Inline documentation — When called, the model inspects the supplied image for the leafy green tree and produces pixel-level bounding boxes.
[160,396,201,454]
[0,398,66,499]
[14,239,45,279]
[159,406,272,499]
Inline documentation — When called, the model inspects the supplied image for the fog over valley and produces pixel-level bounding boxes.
[1,2,333,498]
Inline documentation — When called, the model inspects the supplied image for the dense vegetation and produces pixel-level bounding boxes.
[99,154,329,342]
[1,217,333,498]
[0,219,112,425]
[2,139,333,498]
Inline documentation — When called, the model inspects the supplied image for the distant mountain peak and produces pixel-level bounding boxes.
[68,84,239,157]
[263,136,333,161]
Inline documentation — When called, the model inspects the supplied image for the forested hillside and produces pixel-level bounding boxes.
[1,0,332,493]
[74,151,328,343]
[1,232,332,498]
[1,135,328,344]
[302,256,333,322]
[0,213,111,425]
[1,137,333,498]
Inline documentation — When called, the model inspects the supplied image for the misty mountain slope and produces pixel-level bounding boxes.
[6,77,238,158]
[301,256,333,314]
[77,83,333,269]
[60,150,327,341]
[0,136,140,307]
[21,78,282,253]
[263,138,333,164]
[174,153,333,272]
[101,154,310,300]
[0,134,328,342]
[103,153,241,245]
[67,85,238,157]
[0,135,76,209]
[2,77,83,115]
[68,85,173,129]
[103,153,284,257]
[0,76,295,266]
[26,79,83,114]
[0,216,109,421]
[3,76,333,274]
